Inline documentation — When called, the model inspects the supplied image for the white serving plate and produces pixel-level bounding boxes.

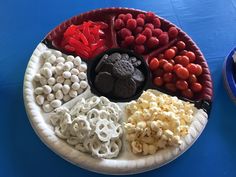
[23,43,208,175]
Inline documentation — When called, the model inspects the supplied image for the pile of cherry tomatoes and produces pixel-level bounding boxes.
[149,40,203,99]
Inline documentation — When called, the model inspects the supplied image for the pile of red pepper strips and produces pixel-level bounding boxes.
[61,21,109,59]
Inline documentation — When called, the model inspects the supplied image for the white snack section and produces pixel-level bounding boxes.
[50,96,123,159]
[32,46,88,112]
[24,43,208,175]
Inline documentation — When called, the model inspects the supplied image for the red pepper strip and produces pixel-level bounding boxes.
[64,45,75,52]
[90,26,100,41]
[90,39,105,51]
[87,34,95,43]
[76,21,91,30]
[95,22,108,29]
[78,31,89,45]
[82,23,95,43]
[73,33,81,41]
[64,25,77,38]
[98,29,105,38]
[90,26,100,35]
[83,23,91,41]
[68,37,91,52]
[75,49,90,58]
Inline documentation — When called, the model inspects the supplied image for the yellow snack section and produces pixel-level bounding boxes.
[124,89,195,155]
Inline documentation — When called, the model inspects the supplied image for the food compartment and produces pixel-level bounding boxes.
[178,32,213,102]
[44,10,116,60]
[146,31,212,102]
[124,89,197,155]
[87,48,151,102]
[32,45,89,112]
[50,94,123,159]
[113,11,179,56]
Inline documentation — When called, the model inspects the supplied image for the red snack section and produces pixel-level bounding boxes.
[114,12,179,55]
[147,32,212,101]
[45,9,116,60]
[61,21,108,59]
[149,44,202,99]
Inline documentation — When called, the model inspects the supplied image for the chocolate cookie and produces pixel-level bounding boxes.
[112,60,134,78]
[132,69,145,87]
[113,78,137,98]
[107,52,121,63]
[94,72,114,94]
[95,54,109,73]
[99,63,114,74]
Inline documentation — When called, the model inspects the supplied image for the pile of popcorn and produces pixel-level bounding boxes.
[124,90,194,155]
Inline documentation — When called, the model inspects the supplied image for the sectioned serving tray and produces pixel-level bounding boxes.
[23,8,213,175]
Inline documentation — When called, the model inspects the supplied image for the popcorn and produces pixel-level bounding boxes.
[124,89,194,155]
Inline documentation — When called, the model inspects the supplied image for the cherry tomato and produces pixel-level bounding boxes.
[186,51,196,62]
[191,82,202,92]
[176,80,188,90]
[163,72,173,82]
[153,68,164,77]
[164,49,176,59]
[188,74,197,84]
[163,62,173,72]
[173,64,183,73]
[178,56,189,67]
[176,67,189,79]
[171,46,178,53]
[168,27,179,38]
[149,58,160,70]
[154,77,164,86]
[176,41,186,50]
[186,63,197,74]
[165,83,177,92]
[180,50,188,55]
[195,64,203,76]
[159,59,168,67]
[174,55,182,63]
[181,89,193,99]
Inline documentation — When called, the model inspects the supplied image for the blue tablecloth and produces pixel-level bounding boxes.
[1,0,236,176]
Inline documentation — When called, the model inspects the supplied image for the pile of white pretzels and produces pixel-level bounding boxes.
[50,96,123,159]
